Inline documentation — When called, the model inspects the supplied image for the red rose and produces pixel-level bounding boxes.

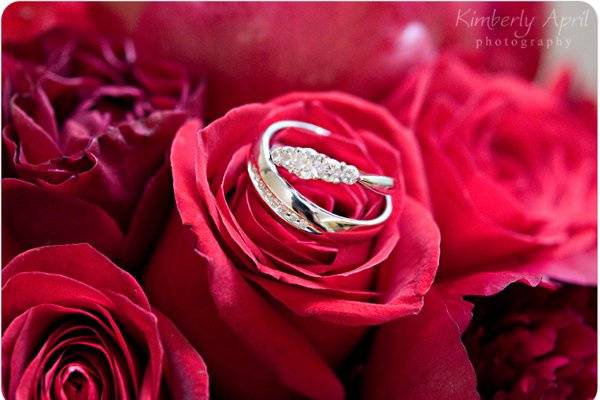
[361,57,596,400]
[463,284,597,400]
[143,92,440,398]
[385,57,597,281]
[90,2,546,118]
[2,244,208,400]
[2,29,204,269]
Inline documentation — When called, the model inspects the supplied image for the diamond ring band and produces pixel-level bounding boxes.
[247,120,395,233]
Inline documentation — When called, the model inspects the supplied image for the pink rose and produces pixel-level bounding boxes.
[385,56,596,282]
[361,57,597,400]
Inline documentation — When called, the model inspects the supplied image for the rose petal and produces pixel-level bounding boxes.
[155,310,209,400]
[3,244,149,309]
[362,288,479,400]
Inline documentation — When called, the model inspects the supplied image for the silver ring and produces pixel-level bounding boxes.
[248,120,394,234]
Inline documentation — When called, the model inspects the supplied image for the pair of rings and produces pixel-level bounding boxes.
[247,120,395,234]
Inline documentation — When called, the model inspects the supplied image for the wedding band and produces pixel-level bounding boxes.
[247,120,394,234]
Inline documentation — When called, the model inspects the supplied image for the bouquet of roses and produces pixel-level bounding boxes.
[2,2,596,399]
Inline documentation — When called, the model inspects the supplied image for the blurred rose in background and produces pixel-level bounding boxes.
[4,2,552,118]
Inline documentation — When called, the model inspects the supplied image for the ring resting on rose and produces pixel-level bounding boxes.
[247,120,395,234]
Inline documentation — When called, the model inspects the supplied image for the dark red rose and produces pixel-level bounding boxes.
[89,2,546,118]
[92,2,436,118]
[462,284,597,400]
[385,57,597,282]
[362,272,595,400]
[143,92,440,399]
[2,244,209,400]
[2,29,204,269]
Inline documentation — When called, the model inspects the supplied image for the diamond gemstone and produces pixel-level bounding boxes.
[248,164,312,231]
[270,146,360,184]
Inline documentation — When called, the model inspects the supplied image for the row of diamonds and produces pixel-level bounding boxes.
[270,146,360,184]
[248,164,313,232]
